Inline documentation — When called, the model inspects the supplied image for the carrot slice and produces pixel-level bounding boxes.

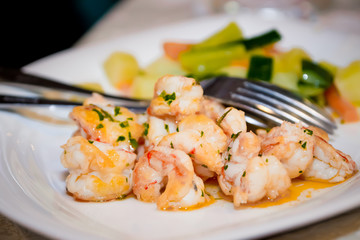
[163,42,193,60]
[325,84,360,123]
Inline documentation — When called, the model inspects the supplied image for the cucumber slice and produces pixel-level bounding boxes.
[247,55,273,81]
[300,59,333,89]
[192,22,243,50]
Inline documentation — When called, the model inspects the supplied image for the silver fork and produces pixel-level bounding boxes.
[0,67,336,133]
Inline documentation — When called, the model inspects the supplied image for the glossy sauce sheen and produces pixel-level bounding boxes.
[204,178,339,209]
[244,179,339,208]
[70,179,339,209]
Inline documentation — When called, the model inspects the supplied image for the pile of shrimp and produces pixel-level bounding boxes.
[61,75,357,210]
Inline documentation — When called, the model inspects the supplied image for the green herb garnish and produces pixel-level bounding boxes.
[304,129,313,136]
[120,121,129,128]
[159,90,176,105]
[216,108,232,126]
[143,123,149,136]
[114,106,121,116]
[117,136,126,142]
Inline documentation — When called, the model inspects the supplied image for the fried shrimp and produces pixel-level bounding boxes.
[133,146,208,210]
[303,135,357,182]
[217,107,247,138]
[70,94,143,150]
[147,115,177,146]
[61,136,136,201]
[159,114,227,175]
[200,97,225,122]
[61,75,357,211]
[218,132,291,206]
[260,121,315,178]
[148,75,203,120]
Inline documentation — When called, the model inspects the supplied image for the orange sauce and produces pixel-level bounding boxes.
[244,179,340,209]
[176,196,216,211]
[204,178,340,209]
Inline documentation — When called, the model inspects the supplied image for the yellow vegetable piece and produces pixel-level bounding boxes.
[145,56,186,77]
[335,60,360,105]
[271,72,299,92]
[103,52,139,89]
[274,48,311,77]
[217,66,247,78]
[132,74,158,99]
[75,82,104,93]
[192,22,243,50]
[319,61,338,76]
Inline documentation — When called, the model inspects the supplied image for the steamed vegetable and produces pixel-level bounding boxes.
[325,85,360,122]
[103,52,139,89]
[335,60,360,106]
[192,22,243,50]
[102,21,360,123]
[247,55,273,81]
[179,45,246,77]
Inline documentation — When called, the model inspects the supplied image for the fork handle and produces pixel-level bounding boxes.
[0,67,149,107]
[0,95,147,112]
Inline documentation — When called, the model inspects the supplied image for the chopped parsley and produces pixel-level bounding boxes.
[117,136,126,142]
[143,123,149,136]
[128,132,138,149]
[227,154,232,161]
[92,106,114,122]
[100,109,114,122]
[176,126,179,132]
[159,90,176,105]
[299,140,307,149]
[200,131,204,137]
[224,165,228,170]
[127,117,133,121]
[114,106,122,116]
[201,164,208,168]
[265,158,268,163]
[170,142,174,149]
[130,138,138,149]
[304,129,313,136]
[299,170,303,174]
[92,109,104,121]
[231,131,242,140]
[242,171,246,177]
[96,123,104,129]
[164,124,169,132]
[88,140,94,144]
[117,194,127,200]
[120,121,129,128]
[216,108,232,126]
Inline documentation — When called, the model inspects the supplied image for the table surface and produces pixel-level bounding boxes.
[1,0,360,239]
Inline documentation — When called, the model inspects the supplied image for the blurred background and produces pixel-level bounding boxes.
[0,0,359,68]
[0,0,121,68]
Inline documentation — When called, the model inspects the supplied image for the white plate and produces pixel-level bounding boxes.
[1,14,360,240]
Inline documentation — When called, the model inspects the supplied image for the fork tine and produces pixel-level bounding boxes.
[235,87,335,131]
[241,80,336,129]
[230,91,334,134]
[205,96,285,128]
[203,76,336,133]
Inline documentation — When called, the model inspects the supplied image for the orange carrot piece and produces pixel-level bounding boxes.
[325,85,360,123]
[231,59,249,68]
[263,44,283,57]
[163,42,193,60]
